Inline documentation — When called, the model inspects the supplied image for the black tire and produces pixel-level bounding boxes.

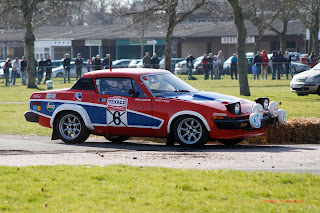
[219,138,244,146]
[292,66,296,74]
[104,135,130,143]
[56,73,63,78]
[317,86,320,96]
[297,94,308,96]
[173,115,208,147]
[55,111,90,144]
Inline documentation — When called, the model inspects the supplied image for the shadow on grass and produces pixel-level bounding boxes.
[58,139,318,153]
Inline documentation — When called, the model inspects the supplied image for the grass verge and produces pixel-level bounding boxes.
[0,165,319,212]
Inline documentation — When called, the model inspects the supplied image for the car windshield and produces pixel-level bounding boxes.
[141,73,197,97]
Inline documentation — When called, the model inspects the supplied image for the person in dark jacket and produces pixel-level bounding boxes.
[75,53,83,80]
[38,57,45,84]
[94,55,102,70]
[44,54,52,83]
[3,58,12,86]
[150,53,159,69]
[309,51,317,68]
[63,53,71,83]
[103,54,112,70]
[202,54,210,80]
[207,53,214,80]
[271,51,278,80]
[253,51,262,80]
[284,51,292,79]
[20,56,27,85]
[142,52,151,68]
[186,52,195,80]
[278,51,284,79]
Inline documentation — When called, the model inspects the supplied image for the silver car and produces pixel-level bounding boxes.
[51,62,88,78]
[290,63,320,96]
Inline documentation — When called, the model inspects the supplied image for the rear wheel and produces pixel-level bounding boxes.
[104,135,130,143]
[55,111,90,144]
[219,138,245,146]
[173,116,208,147]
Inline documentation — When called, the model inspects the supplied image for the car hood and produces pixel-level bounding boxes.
[294,69,320,78]
[162,91,255,115]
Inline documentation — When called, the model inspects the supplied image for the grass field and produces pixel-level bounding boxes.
[0,165,319,212]
[0,75,319,136]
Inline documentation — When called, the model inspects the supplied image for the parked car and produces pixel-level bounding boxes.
[0,61,20,78]
[50,61,88,78]
[128,59,142,68]
[25,68,285,147]
[267,53,308,74]
[222,53,257,75]
[159,58,184,71]
[174,60,188,75]
[112,59,132,68]
[290,63,320,96]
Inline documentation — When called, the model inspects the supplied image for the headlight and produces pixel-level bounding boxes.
[252,103,264,117]
[255,97,269,109]
[268,101,279,117]
[305,77,314,83]
[226,102,241,115]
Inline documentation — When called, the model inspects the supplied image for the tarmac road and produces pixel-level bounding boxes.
[0,134,319,174]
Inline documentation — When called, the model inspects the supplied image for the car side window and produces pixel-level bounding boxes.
[95,78,147,98]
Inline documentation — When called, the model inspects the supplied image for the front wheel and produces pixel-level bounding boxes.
[173,116,208,147]
[317,86,320,96]
[55,111,90,144]
[219,138,244,146]
[291,66,296,74]
[104,135,130,143]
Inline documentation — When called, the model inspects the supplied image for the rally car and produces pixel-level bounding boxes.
[25,68,286,147]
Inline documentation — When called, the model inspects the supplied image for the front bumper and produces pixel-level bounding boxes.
[24,111,39,123]
[214,116,277,130]
[290,83,319,94]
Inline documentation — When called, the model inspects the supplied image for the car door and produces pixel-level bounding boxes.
[94,77,155,137]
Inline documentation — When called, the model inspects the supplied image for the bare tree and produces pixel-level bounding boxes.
[243,0,280,52]
[227,0,250,96]
[0,0,84,88]
[294,0,320,56]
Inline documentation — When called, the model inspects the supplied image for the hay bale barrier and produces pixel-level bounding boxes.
[244,117,320,145]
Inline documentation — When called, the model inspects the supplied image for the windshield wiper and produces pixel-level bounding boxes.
[174,90,190,93]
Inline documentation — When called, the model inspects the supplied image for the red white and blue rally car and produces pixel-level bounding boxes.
[25,69,286,147]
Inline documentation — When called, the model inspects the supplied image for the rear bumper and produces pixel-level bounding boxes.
[214,116,277,130]
[24,111,39,123]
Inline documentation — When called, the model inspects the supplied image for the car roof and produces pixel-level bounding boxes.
[81,68,171,78]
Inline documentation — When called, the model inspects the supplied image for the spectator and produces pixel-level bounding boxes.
[86,59,92,72]
[103,54,112,70]
[3,58,11,86]
[94,55,102,70]
[284,51,291,80]
[142,52,151,68]
[185,52,195,80]
[202,54,210,80]
[75,53,83,80]
[230,53,238,80]
[38,57,45,84]
[20,56,27,85]
[11,57,20,86]
[91,57,96,71]
[217,50,224,79]
[278,51,284,78]
[253,51,262,80]
[63,53,71,83]
[309,51,317,68]
[150,53,159,69]
[212,55,219,79]
[45,54,52,83]
[271,51,280,80]
[260,50,269,80]
[208,53,214,80]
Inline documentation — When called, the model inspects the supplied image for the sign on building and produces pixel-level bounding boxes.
[221,37,255,44]
[85,40,102,46]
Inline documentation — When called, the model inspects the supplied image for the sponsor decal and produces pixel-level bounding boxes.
[73,92,82,101]
[212,113,227,116]
[46,102,55,112]
[135,98,151,102]
[155,99,170,103]
[106,97,128,127]
[46,93,56,99]
[32,102,41,111]
[253,114,261,128]
[32,94,41,99]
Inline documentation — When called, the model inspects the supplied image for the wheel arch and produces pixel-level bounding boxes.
[167,110,211,134]
[50,104,94,130]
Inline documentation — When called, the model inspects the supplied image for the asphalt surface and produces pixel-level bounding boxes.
[0,135,319,174]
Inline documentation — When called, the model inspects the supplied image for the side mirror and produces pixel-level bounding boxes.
[128,89,136,96]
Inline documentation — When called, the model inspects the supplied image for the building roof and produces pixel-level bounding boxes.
[0,19,307,42]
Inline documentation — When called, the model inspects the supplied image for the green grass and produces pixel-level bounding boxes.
[0,75,319,136]
[0,165,319,212]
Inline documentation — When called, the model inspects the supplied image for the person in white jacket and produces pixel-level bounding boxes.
[11,57,20,86]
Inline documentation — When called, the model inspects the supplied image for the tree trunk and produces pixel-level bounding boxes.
[22,1,37,88]
[308,32,314,55]
[164,4,177,72]
[254,29,264,53]
[280,19,288,53]
[228,0,250,96]
[313,6,319,57]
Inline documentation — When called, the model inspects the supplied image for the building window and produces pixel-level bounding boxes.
[286,41,296,49]
[53,46,71,60]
